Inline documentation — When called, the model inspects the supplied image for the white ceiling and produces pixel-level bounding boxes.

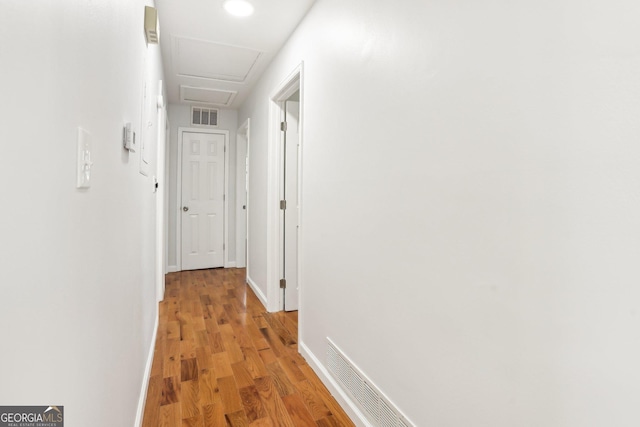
[155,0,315,109]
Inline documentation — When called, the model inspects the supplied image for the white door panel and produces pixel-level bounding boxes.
[181,132,225,270]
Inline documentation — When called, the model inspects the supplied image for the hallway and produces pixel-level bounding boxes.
[141,268,354,426]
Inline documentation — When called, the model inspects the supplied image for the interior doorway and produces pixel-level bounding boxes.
[177,128,229,271]
[282,94,300,311]
[267,63,304,313]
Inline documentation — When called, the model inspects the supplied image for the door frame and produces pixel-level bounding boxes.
[176,127,230,271]
[155,92,168,302]
[267,62,304,312]
[236,119,250,270]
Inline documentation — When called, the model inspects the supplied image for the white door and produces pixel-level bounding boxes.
[181,132,225,270]
[283,100,300,311]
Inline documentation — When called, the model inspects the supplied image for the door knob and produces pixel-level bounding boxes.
[183,206,189,212]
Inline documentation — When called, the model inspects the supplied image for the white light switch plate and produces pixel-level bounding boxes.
[76,127,92,189]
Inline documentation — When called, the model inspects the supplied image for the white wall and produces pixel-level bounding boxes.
[239,0,640,425]
[166,104,238,270]
[0,1,164,426]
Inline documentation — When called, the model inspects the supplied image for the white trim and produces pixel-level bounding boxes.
[226,261,237,268]
[176,127,230,271]
[296,68,305,334]
[223,126,231,268]
[269,64,303,102]
[167,265,179,273]
[266,62,304,312]
[299,341,371,427]
[266,98,281,312]
[164,118,171,276]
[155,95,167,302]
[134,313,159,427]
[176,127,183,270]
[236,118,250,269]
[245,120,252,284]
[247,274,268,308]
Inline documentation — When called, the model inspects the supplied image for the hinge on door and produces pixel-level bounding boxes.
[281,121,288,132]
[223,243,225,250]
[223,194,226,202]
[280,200,286,210]
[280,279,287,289]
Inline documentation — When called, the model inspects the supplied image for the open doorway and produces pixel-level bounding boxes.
[267,63,304,313]
[281,92,300,311]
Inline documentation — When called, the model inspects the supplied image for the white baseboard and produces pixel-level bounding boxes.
[246,275,268,308]
[168,264,242,272]
[299,341,372,427]
[134,312,159,427]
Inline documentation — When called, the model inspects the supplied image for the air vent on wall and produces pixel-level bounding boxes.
[191,107,218,127]
[327,339,415,427]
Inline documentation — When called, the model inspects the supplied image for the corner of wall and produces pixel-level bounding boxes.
[246,274,268,308]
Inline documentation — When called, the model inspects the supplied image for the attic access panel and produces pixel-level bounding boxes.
[174,36,262,82]
[180,86,237,107]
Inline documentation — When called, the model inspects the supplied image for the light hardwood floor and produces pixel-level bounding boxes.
[141,268,355,427]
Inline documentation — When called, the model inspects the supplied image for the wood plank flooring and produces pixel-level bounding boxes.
[142,268,355,427]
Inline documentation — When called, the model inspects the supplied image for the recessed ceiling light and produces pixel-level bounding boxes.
[223,0,254,17]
